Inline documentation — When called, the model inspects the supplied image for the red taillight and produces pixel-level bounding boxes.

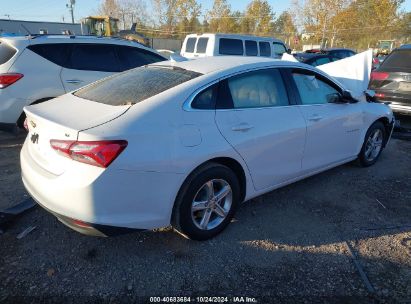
[72,219,91,228]
[50,140,128,168]
[370,71,389,81]
[375,92,385,98]
[0,73,24,89]
[372,58,380,64]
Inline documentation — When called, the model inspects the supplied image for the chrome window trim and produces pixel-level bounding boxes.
[183,64,345,112]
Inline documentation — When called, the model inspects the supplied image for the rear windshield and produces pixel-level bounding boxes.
[381,50,411,69]
[74,66,202,105]
[0,41,17,65]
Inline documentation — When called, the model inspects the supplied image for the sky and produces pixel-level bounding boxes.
[1,0,410,23]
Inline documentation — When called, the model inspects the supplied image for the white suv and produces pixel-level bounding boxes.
[0,35,166,132]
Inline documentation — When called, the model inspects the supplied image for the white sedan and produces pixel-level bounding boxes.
[21,57,394,240]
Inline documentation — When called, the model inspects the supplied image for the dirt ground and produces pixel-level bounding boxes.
[0,124,411,303]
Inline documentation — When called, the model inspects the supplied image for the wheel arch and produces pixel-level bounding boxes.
[374,116,392,147]
[171,156,248,224]
[16,97,55,127]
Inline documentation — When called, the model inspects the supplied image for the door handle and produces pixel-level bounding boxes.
[308,115,323,122]
[232,123,254,132]
[65,79,84,84]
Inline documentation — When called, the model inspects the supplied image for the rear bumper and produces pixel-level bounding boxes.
[20,138,185,234]
[389,102,411,115]
[35,199,140,237]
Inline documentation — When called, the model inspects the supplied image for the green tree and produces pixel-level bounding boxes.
[207,0,237,33]
[241,0,274,35]
[152,0,201,37]
[272,11,297,45]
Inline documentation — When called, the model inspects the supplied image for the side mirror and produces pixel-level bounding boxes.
[364,89,377,102]
[287,48,292,54]
[341,90,359,103]
[326,93,342,103]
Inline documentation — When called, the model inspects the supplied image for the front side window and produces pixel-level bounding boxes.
[273,42,286,56]
[196,38,209,54]
[292,72,340,105]
[185,38,197,53]
[259,41,271,57]
[219,38,243,55]
[245,40,258,56]
[74,66,201,106]
[69,44,121,72]
[227,69,289,108]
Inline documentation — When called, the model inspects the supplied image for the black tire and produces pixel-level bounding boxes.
[172,162,241,241]
[16,112,27,130]
[358,121,386,167]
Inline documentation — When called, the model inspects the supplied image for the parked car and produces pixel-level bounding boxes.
[0,35,166,132]
[305,48,356,59]
[294,52,340,66]
[180,33,289,59]
[21,57,394,240]
[368,46,411,115]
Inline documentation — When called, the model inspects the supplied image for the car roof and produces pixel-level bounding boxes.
[295,53,331,59]
[1,34,147,47]
[0,34,163,56]
[325,48,355,52]
[399,44,411,49]
[154,56,314,75]
[184,33,285,43]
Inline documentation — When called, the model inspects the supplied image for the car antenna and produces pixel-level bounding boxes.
[20,24,32,37]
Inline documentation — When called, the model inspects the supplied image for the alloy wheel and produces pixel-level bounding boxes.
[364,129,383,162]
[191,179,232,230]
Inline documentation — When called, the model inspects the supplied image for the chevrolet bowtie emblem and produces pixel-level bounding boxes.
[30,120,36,128]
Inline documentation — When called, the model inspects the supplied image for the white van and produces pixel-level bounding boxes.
[180,33,289,59]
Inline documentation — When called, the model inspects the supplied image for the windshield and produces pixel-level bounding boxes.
[74,66,202,106]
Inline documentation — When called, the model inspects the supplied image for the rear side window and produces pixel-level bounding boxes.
[245,40,258,56]
[191,85,217,109]
[381,50,411,69]
[0,42,17,65]
[117,46,164,70]
[219,38,243,55]
[185,38,197,53]
[273,43,286,56]
[68,44,121,72]
[259,42,271,57]
[196,38,208,54]
[74,66,201,105]
[28,43,70,67]
[227,69,289,108]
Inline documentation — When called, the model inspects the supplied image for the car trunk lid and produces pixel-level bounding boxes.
[24,94,130,175]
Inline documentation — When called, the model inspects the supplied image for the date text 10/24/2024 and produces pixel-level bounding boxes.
[149,296,258,303]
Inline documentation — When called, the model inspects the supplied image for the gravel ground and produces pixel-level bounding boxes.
[0,127,410,303]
